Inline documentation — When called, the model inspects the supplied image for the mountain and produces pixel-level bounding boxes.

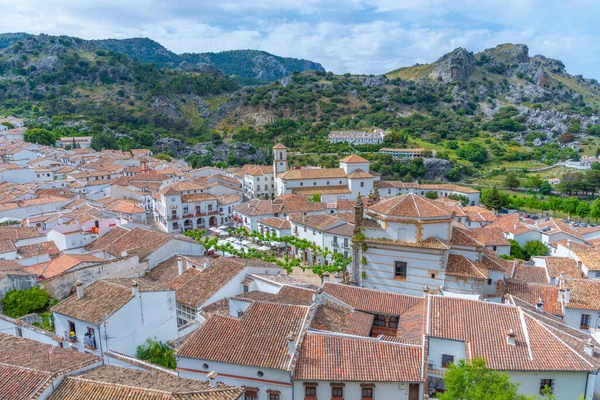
[0,33,325,85]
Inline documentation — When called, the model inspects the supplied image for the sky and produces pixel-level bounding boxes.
[1,0,599,78]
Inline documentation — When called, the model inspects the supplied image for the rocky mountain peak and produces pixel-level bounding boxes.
[429,47,475,82]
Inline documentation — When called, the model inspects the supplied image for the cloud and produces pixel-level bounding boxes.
[0,0,598,78]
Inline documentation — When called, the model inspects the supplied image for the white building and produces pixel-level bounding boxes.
[52,278,178,357]
[379,147,435,159]
[243,165,275,199]
[328,128,389,145]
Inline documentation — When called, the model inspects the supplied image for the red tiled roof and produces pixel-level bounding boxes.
[368,194,451,219]
[294,333,423,381]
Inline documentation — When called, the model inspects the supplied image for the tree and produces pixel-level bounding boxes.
[425,191,438,200]
[591,198,600,222]
[509,239,527,260]
[576,201,591,220]
[308,194,321,202]
[1,121,14,129]
[527,175,543,191]
[481,186,506,211]
[445,167,462,182]
[448,193,470,206]
[547,196,564,215]
[136,338,176,369]
[504,173,520,190]
[2,287,50,318]
[91,132,119,151]
[439,358,526,400]
[456,143,488,164]
[523,240,549,257]
[538,181,552,195]
[23,128,55,146]
[562,196,580,216]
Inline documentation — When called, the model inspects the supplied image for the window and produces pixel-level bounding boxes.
[487,278,492,285]
[441,354,454,367]
[389,316,399,329]
[244,390,258,400]
[332,386,343,398]
[68,321,76,335]
[492,245,497,251]
[84,327,96,350]
[374,314,386,327]
[361,387,373,399]
[268,394,280,400]
[176,302,197,327]
[431,273,436,279]
[540,379,554,394]
[305,386,317,397]
[581,314,591,329]
[300,182,303,186]
[394,261,407,279]
[360,182,364,187]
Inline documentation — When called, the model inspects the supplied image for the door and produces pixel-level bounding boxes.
[409,383,420,400]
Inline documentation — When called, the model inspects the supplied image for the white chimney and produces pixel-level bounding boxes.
[506,329,516,346]
[535,298,544,312]
[564,288,571,304]
[204,258,210,269]
[584,339,595,356]
[177,257,184,276]
[287,332,296,355]
[131,280,139,296]
[75,280,84,299]
[568,239,572,249]
[423,286,430,294]
[121,250,128,258]
[206,371,218,387]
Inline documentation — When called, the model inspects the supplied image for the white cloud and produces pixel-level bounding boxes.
[0,0,597,78]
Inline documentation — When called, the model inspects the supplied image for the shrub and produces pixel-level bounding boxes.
[2,287,50,318]
[136,338,176,369]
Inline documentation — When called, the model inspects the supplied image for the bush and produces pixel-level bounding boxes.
[136,338,176,369]
[425,191,438,200]
[2,287,50,318]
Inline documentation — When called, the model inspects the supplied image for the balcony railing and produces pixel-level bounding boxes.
[331,241,339,247]
[83,335,97,350]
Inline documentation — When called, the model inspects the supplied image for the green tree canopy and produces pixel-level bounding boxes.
[504,172,520,189]
[23,128,55,146]
[523,240,549,258]
[481,186,506,211]
[136,338,176,369]
[438,358,525,400]
[1,287,50,318]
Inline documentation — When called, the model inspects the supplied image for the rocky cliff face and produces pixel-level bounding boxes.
[429,48,475,82]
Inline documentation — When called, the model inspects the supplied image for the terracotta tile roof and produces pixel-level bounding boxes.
[339,154,369,163]
[181,193,217,203]
[257,217,291,229]
[485,213,532,236]
[0,239,16,253]
[564,241,600,271]
[147,255,209,284]
[217,194,242,205]
[445,254,488,279]
[345,169,373,179]
[451,227,484,247]
[273,143,287,150]
[104,227,172,258]
[564,279,600,311]
[294,332,423,381]
[200,298,231,317]
[278,168,347,180]
[291,185,352,196]
[175,258,247,309]
[233,195,327,216]
[368,194,451,219]
[103,199,145,214]
[363,236,451,250]
[513,263,548,283]
[160,181,209,196]
[535,257,585,279]
[0,333,100,400]
[49,365,243,400]
[324,222,354,237]
[24,254,103,279]
[176,302,311,370]
[310,300,374,336]
[469,228,510,246]
[248,273,316,288]
[428,295,594,371]
[52,280,146,324]
[501,280,563,316]
[396,300,426,344]
[290,214,343,231]
[322,282,421,316]
[232,286,316,306]
[84,226,128,252]
[17,241,60,258]
[0,226,42,241]
[481,252,515,274]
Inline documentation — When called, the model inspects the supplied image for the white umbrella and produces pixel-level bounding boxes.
[241,240,252,246]
[218,225,229,230]
[257,245,271,251]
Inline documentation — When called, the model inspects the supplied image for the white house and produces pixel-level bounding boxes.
[52,278,178,357]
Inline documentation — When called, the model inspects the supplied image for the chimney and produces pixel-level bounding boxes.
[177,257,184,276]
[568,239,572,249]
[287,332,296,355]
[121,250,128,258]
[203,258,210,269]
[423,286,430,294]
[131,280,139,296]
[535,298,544,312]
[206,371,218,387]
[75,280,84,299]
[506,329,516,346]
[584,339,595,356]
[564,288,571,304]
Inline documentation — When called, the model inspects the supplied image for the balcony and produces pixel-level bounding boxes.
[64,331,77,343]
[331,241,339,248]
[83,335,97,350]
